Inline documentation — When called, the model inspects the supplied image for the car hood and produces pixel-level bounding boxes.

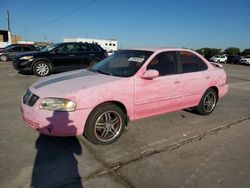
[16,51,47,58]
[29,69,123,98]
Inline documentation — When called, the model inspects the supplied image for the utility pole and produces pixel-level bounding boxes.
[7,10,11,31]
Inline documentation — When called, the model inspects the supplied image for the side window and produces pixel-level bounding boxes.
[57,44,75,53]
[23,46,32,51]
[179,51,207,73]
[147,51,177,76]
[76,44,91,52]
[8,46,22,52]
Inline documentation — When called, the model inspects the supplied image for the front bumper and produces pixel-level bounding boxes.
[12,58,33,72]
[21,97,92,136]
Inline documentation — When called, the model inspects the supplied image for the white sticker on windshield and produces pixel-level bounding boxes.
[128,57,145,63]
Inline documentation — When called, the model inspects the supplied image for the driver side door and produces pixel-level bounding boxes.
[51,43,82,69]
[134,51,182,119]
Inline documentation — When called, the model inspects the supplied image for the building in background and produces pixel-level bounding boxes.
[63,37,118,53]
[0,30,13,48]
[0,29,27,48]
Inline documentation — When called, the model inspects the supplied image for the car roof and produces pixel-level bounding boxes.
[121,47,196,53]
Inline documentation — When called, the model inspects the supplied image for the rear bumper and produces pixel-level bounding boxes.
[218,83,228,98]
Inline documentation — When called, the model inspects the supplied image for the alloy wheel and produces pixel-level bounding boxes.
[0,55,7,62]
[94,111,122,142]
[35,63,49,76]
[203,92,216,113]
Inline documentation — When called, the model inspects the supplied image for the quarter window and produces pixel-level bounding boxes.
[91,45,101,52]
[147,52,177,76]
[179,51,207,73]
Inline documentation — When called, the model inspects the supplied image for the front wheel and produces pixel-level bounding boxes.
[0,55,8,62]
[84,103,126,145]
[195,88,217,115]
[33,61,52,76]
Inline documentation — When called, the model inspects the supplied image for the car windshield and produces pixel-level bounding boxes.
[40,43,60,52]
[90,50,153,77]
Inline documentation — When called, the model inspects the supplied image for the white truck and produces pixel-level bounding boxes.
[0,30,12,49]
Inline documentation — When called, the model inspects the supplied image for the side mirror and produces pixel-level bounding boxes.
[52,49,59,54]
[141,69,159,80]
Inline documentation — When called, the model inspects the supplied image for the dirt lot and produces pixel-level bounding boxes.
[0,62,250,188]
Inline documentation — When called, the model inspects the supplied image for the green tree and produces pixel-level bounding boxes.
[224,47,240,56]
[196,48,221,60]
[241,49,250,56]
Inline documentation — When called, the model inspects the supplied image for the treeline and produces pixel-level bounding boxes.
[195,47,250,60]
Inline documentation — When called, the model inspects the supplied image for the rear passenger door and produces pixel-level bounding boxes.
[177,51,209,108]
[75,43,92,68]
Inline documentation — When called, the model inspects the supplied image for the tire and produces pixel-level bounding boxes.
[33,61,52,76]
[217,60,220,63]
[0,55,8,62]
[84,103,126,145]
[195,88,217,115]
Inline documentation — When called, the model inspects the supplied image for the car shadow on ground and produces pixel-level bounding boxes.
[31,135,83,188]
[18,70,33,75]
[31,112,84,188]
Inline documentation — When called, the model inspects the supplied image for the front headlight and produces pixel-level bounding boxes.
[40,98,76,112]
[20,56,33,60]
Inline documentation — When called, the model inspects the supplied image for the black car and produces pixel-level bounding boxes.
[226,55,242,64]
[0,44,37,62]
[13,42,108,76]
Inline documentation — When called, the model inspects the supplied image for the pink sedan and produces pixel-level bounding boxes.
[21,48,228,144]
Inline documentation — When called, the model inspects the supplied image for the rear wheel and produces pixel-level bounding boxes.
[33,61,52,76]
[0,55,8,62]
[195,88,217,115]
[84,103,126,145]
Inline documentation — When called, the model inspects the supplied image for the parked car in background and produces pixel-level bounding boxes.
[226,55,242,64]
[239,56,250,65]
[21,48,228,144]
[0,44,37,62]
[13,42,108,76]
[0,43,35,52]
[210,55,227,63]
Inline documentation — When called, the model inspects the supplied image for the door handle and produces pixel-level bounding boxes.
[205,76,210,79]
[69,54,75,57]
[174,81,180,84]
